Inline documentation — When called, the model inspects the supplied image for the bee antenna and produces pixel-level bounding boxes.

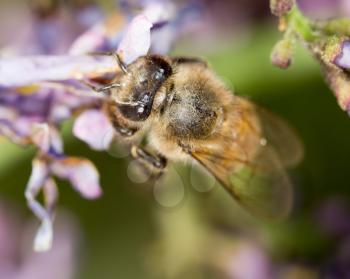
[87,51,128,74]
[113,53,128,74]
[81,80,121,96]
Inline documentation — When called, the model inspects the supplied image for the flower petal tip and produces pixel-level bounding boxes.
[33,220,53,252]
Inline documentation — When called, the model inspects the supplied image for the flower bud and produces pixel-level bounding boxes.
[270,38,294,69]
[270,0,295,17]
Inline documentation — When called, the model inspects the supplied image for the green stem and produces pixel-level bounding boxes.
[286,6,317,43]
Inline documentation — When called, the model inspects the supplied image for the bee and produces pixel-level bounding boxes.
[89,53,303,220]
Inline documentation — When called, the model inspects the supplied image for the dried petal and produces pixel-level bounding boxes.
[51,158,102,199]
[73,109,115,150]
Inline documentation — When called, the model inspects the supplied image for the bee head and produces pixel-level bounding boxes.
[111,55,173,122]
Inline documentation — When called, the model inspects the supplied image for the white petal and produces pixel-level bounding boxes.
[33,219,53,252]
[117,15,153,64]
[73,109,114,150]
[26,159,50,199]
[51,158,102,199]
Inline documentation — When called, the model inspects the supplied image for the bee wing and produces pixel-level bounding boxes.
[190,145,292,220]
[255,106,303,168]
[188,101,301,220]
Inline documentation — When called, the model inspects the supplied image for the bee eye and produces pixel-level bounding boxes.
[118,91,153,121]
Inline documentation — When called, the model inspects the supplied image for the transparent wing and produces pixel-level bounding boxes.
[255,106,303,168]
[228,145,293,219]
[188,99,301,220]
[191,144,292,220]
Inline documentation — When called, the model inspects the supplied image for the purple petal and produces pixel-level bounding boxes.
[117,15,153,64]
[0,82,102,144]
[0,55,116,87]
[73,109,114,150]
[335,40,350,69]
[51,158,102,199]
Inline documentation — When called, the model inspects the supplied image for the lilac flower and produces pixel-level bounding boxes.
[25,123,101,251]
[0,82,104,250]
[0,0,203,252]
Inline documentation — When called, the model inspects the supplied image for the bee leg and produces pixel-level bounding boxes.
[131,145,167,179]
[88,51,128,73]
[178,141,193,155]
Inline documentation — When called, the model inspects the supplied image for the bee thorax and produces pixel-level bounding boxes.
[165,86,221,139]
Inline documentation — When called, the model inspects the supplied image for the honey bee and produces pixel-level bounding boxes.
[89,53,303,220]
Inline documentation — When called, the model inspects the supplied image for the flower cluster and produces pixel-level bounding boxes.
[270,0,350,115]
[0,0,202,251]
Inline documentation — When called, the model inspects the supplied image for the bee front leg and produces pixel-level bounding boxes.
[130,145,167,179]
